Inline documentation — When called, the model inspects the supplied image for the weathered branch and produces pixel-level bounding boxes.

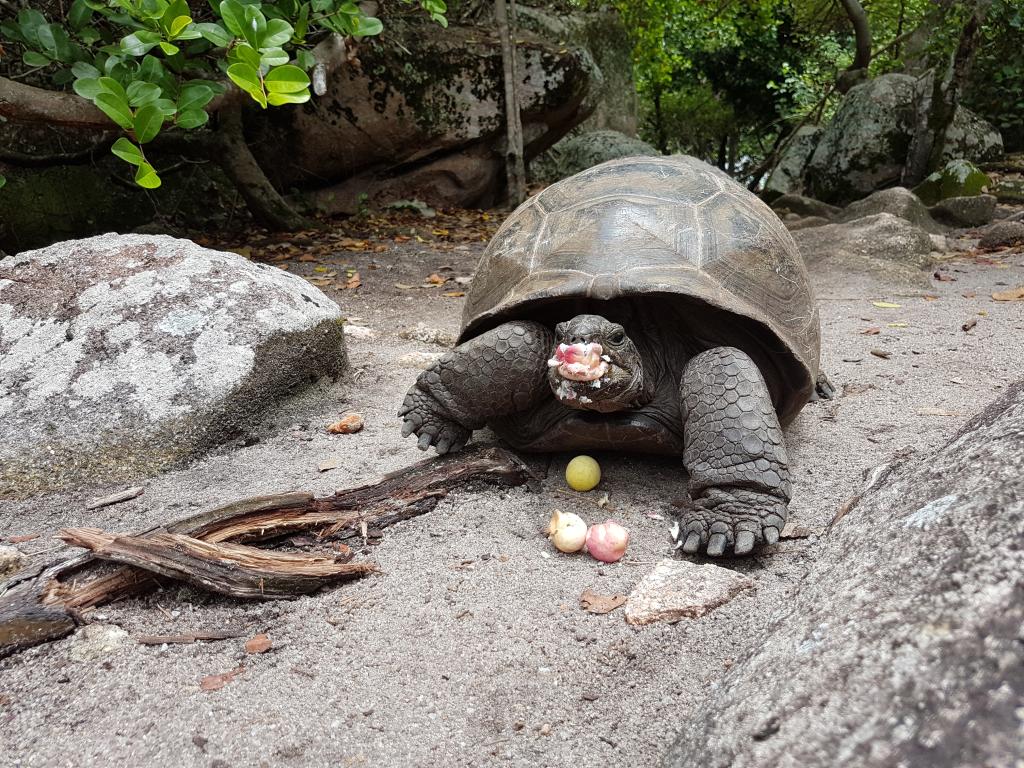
[0,447,534,658]
[839,0,873,72]
[0,76,111,129]
[495,0,526,206]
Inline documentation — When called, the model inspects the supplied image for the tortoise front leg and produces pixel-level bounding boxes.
[398,321,554,454]
[676,346,790,556]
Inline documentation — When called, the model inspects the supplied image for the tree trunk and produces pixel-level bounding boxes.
[902,0,991,186]
[652,87,668,154]
[836,0,872,93]
[495,0,526,206]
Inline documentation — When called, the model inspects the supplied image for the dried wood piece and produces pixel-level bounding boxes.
[85,487,144,511]
[0,447,532,658]
[59,528,376,599]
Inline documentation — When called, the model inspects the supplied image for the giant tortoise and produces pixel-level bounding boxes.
[399,155,828,556]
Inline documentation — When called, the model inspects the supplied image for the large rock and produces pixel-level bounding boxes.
[929,194,997,227]
[806,74,1004,205]
[763,125,823,200]
[530,130,659,183]
[792,213,936,285]
[665,380,1024,768]
[259,20,601,213]
[771,194,841,220]
[0,234,346,497]
[977,220,1024,249]
[835,187,944,233]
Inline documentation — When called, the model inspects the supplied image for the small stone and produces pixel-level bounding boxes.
[398,351,443,369]
[69,624,129,661]
[398,323,456,347]
[539,723,552,736]
[930,194,996,227]
[978,220,1024,249]
[625,558,755,626]
[0,545,27,578]
[327,413,364,434]
[344,324,376,340]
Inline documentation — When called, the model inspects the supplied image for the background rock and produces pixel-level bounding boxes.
[806,74,1003,205]
[835,187,944,233]
[531,130,659,184]
[0,545,26,578]
[665,379,1024,768]
[763,125,823,200]
[929,194,997,227]
[792,212,935,285]
[977,220,1024,249]
[771,194,841,220]
[0,234,347,497]
[625,559,754,626]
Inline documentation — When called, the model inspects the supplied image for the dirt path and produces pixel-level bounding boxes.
[2,226,1022,768]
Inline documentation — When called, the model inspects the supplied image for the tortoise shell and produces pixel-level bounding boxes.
[459,155,820,422]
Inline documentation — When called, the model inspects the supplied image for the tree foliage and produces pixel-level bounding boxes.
[1,0,448,189]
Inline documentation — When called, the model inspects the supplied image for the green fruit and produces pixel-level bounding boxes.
[565,455,601,492]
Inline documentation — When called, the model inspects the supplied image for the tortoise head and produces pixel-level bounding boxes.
[547,314,648,412]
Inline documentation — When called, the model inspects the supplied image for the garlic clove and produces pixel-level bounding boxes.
[585,520,630,563]
[547,509,588,553]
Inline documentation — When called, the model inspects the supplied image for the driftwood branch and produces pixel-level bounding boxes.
[0,447,533,658]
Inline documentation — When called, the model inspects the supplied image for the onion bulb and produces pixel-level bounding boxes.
[585,520,629,563]
[547,509,587,553]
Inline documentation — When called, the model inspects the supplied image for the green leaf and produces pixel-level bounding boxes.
[267,89,310,106]
[133,104,165,143]
[242,4,266,47]
[71,61,101,79]
[22,51,52,67]
[353,15,383,37]
[295,49,315,71]
[264,64,310,93]
[168,15,192,37]
[260,18,292,47]
[35,24,57,55]
[218,0,247,38]
[69,0,94,31]
[135,161,162,188]
[293,2,309,42]
[98,76,128,102]
[158,41,180,55]
[226,62,266,106]
[0,175,6,191]
[1,21,26,45]
[17,9,47,48]
[73,77,104,99]
[195,22,232,47]
[176,108,209,129]
[154,98,178,116]
[94,92,135,130]
[231,43,262,70]
[111,136,145,165]
[178,83,215,112]
[260,48,289,67]
[126,80,162,106]
[121,31,160,56]
[79,27,102,45]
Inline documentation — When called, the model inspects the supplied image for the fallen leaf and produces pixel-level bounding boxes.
[442,291,466,298]
[327,413,365,434]
[426,273,447,285]
[297,253,318,262]
[962,291,977,298]
[394,283,417,290]
[871,301,901,308]
[860,327,881,335]
[580,589,627,615]
[228,246,252,258]
[917,407,959,416]
[992,286,1024,301]
[244,634,272,654]
[870,349,891,359]
[200,666,245,691]
[345,271,361,290]
[962,317,977,332]
[887,322,908,328]
[923,294,940,301]
[318,459,339,472]
[431,229,450,237]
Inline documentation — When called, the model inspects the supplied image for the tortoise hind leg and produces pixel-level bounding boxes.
[676,346,790,556]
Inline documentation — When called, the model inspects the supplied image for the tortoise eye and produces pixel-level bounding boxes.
[609,330,626,345]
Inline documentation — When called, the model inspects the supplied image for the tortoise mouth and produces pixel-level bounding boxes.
[548,342,610,382]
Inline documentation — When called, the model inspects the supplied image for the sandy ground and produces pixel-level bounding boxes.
[2,226,1023,768]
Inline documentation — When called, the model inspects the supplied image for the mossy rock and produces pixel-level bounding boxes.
[912,159,992,205]
[531,130,659,183]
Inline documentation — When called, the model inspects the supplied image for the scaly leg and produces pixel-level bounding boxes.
[676,346,791,556]
[398,321,554,454]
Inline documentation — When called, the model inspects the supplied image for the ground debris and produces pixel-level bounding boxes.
[85,487,144,511]
[580,588,627,615]
[327,413,365,434]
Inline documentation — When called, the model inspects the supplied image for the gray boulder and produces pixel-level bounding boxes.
[836,186,944,233]
[977,220,1024,249]
[666,379,1024,768]
[0,234,347,497]
[763,125,823,200]
[929,194,997,227]
[806,73,1004,205]
[793,213,936,285]
[532,130,659,183]
[771,194,841,220]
